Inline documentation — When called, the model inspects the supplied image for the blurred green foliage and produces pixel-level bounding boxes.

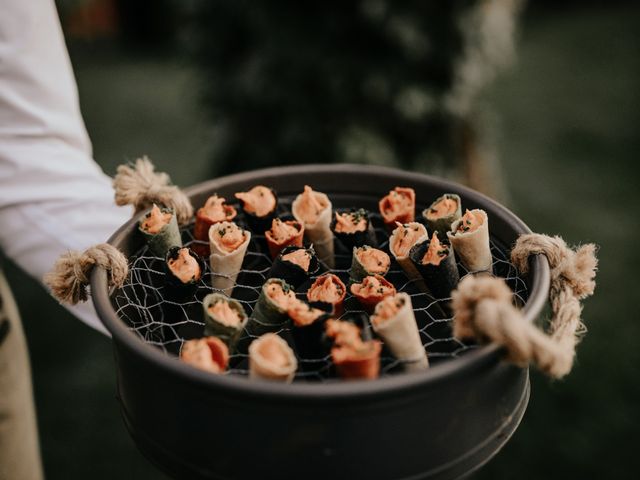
[190,0,513,174]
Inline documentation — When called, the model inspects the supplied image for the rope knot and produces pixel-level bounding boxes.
[45,244,129,305]
[451,274,512,340]
[113,156,193,225]
[510,234,597,299]
[452,233,598,378]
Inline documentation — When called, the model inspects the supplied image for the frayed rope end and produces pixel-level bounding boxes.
[44,244,128,305]
[113,156,193,225]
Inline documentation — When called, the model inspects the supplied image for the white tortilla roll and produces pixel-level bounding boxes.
[389,222,429,291]
[291,187,335,268]
[371,293,429,372]
[447,209,492,273]
[208,221,251,295]
[249,333,297,382]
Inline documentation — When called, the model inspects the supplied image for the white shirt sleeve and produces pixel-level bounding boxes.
[0,0,133,335]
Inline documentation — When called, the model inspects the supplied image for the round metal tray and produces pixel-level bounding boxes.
[91,164,550,480]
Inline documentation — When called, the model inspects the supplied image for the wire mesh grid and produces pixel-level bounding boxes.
[112,195,529,382]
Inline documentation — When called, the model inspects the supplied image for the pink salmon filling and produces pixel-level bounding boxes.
[141,204,172,234]
[296,185,328,225]
[168,248,201,283]
[234,186,276,217]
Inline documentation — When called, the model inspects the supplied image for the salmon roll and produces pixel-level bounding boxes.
[371,293,429,372]
[234,185,278,233]
[389,222,429,290]
[306,274,347,318]
[447,209,492,273]
[378,187,416,231]
[180,336,229,374]
[265,218,305,259]
[208,221,251,296]
[202,293,248,348]
[193,195,237,255]
[267,245,319,288]
[350,275,397,314]
[139,203,181,257]
[409,232,460,300]
[249,333,297,383]
[291,185,335,268]
[164,246,204,298]
[288,299,332,364]
[422,194,462,240]
[350,245,391,283]
[247,278,297,336]
[325,319,381,380]
[331,208,377,253]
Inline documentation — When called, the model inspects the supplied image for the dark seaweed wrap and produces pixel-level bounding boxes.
[163,246,205,299]
[422,193,462,240]
[138,207,182,258]
[267,246,319,288]
[349,246,390,283]
[246,278,293,337]
[202,293,248,349]
[290,301,333,365]
[238,187,278,234]
[409,237,460,300]
[331,208,377,253]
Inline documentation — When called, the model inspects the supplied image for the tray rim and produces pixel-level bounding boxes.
[91,163,550,401]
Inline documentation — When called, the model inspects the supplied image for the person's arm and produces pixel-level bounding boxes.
[0,0,132,334]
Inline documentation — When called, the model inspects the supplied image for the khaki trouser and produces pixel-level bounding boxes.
[0,270,44,480]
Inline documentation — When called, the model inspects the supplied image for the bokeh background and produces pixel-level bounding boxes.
[2,0,638,478]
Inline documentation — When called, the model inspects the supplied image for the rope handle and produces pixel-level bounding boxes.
[113,156,193,225]
[46,157,192,305]
[44,244,128,305]
[452,234,598,378]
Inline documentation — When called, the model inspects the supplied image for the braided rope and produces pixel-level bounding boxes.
[452,234,598,378]
[44,244,128,305]
[113,156,193,225]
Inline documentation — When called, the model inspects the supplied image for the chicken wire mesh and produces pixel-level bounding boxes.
[111,195,529,382]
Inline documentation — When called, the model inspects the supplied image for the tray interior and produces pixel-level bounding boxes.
[110,191,529,382]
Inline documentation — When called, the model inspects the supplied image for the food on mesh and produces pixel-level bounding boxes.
[379,187,415,230]
[422,194,461,240]
[409,232,460,301]
[168,248,201,283]
[137,182,498,383]
[246,278,297,337]
[203,293,248,348]
[234,185,278,233]
[138,203,181,257]
[208,221,251,295]
[371,293,429,372]
[447,209,492,273]
[267,246,318,288]
[282,248,311,271]
[331,208,377,251]
[140,203,172,234]
[249,333,297,382]
[193,195,237,246]
[265,218,305,259]
[288,299,332,364]
[350,275,397,314]
[180,336,229,374]
[389,222,429,290]
[350,245,390,283]
[287,300,328,328]
[307,274,347,318]
[325,319,381,380]
[291,185,335,268]
[165,247,202,295]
